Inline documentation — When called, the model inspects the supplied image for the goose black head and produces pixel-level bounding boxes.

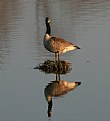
[45,17,50,24]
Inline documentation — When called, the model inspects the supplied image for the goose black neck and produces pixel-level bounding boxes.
[47,100,52,117]
[46,22,51,36]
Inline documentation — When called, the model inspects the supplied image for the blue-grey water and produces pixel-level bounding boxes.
[0,0,110,121]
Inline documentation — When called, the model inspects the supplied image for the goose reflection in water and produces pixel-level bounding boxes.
[44,74,81,117]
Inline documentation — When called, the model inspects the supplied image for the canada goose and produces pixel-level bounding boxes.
[43,17,80,61]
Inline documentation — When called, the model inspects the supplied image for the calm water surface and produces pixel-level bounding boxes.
[0,0,110,121]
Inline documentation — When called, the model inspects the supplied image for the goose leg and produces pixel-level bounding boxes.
[55,52,59,61]
[56,73,60,81]
[55,52,60,61]
[55,52,61,72]
[56,73,58,81]
[55,53,57,61]
[58,72,60,81]
[58,52,60,61]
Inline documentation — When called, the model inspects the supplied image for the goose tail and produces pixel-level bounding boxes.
[75,82,81,86]
[74,46,81,49]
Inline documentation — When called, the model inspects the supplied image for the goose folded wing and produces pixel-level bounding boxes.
[51,36,74,48]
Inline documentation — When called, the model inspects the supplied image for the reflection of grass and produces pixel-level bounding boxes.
[34,60,72,74]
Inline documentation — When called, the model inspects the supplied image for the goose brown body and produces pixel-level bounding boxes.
[44,36,77,54]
